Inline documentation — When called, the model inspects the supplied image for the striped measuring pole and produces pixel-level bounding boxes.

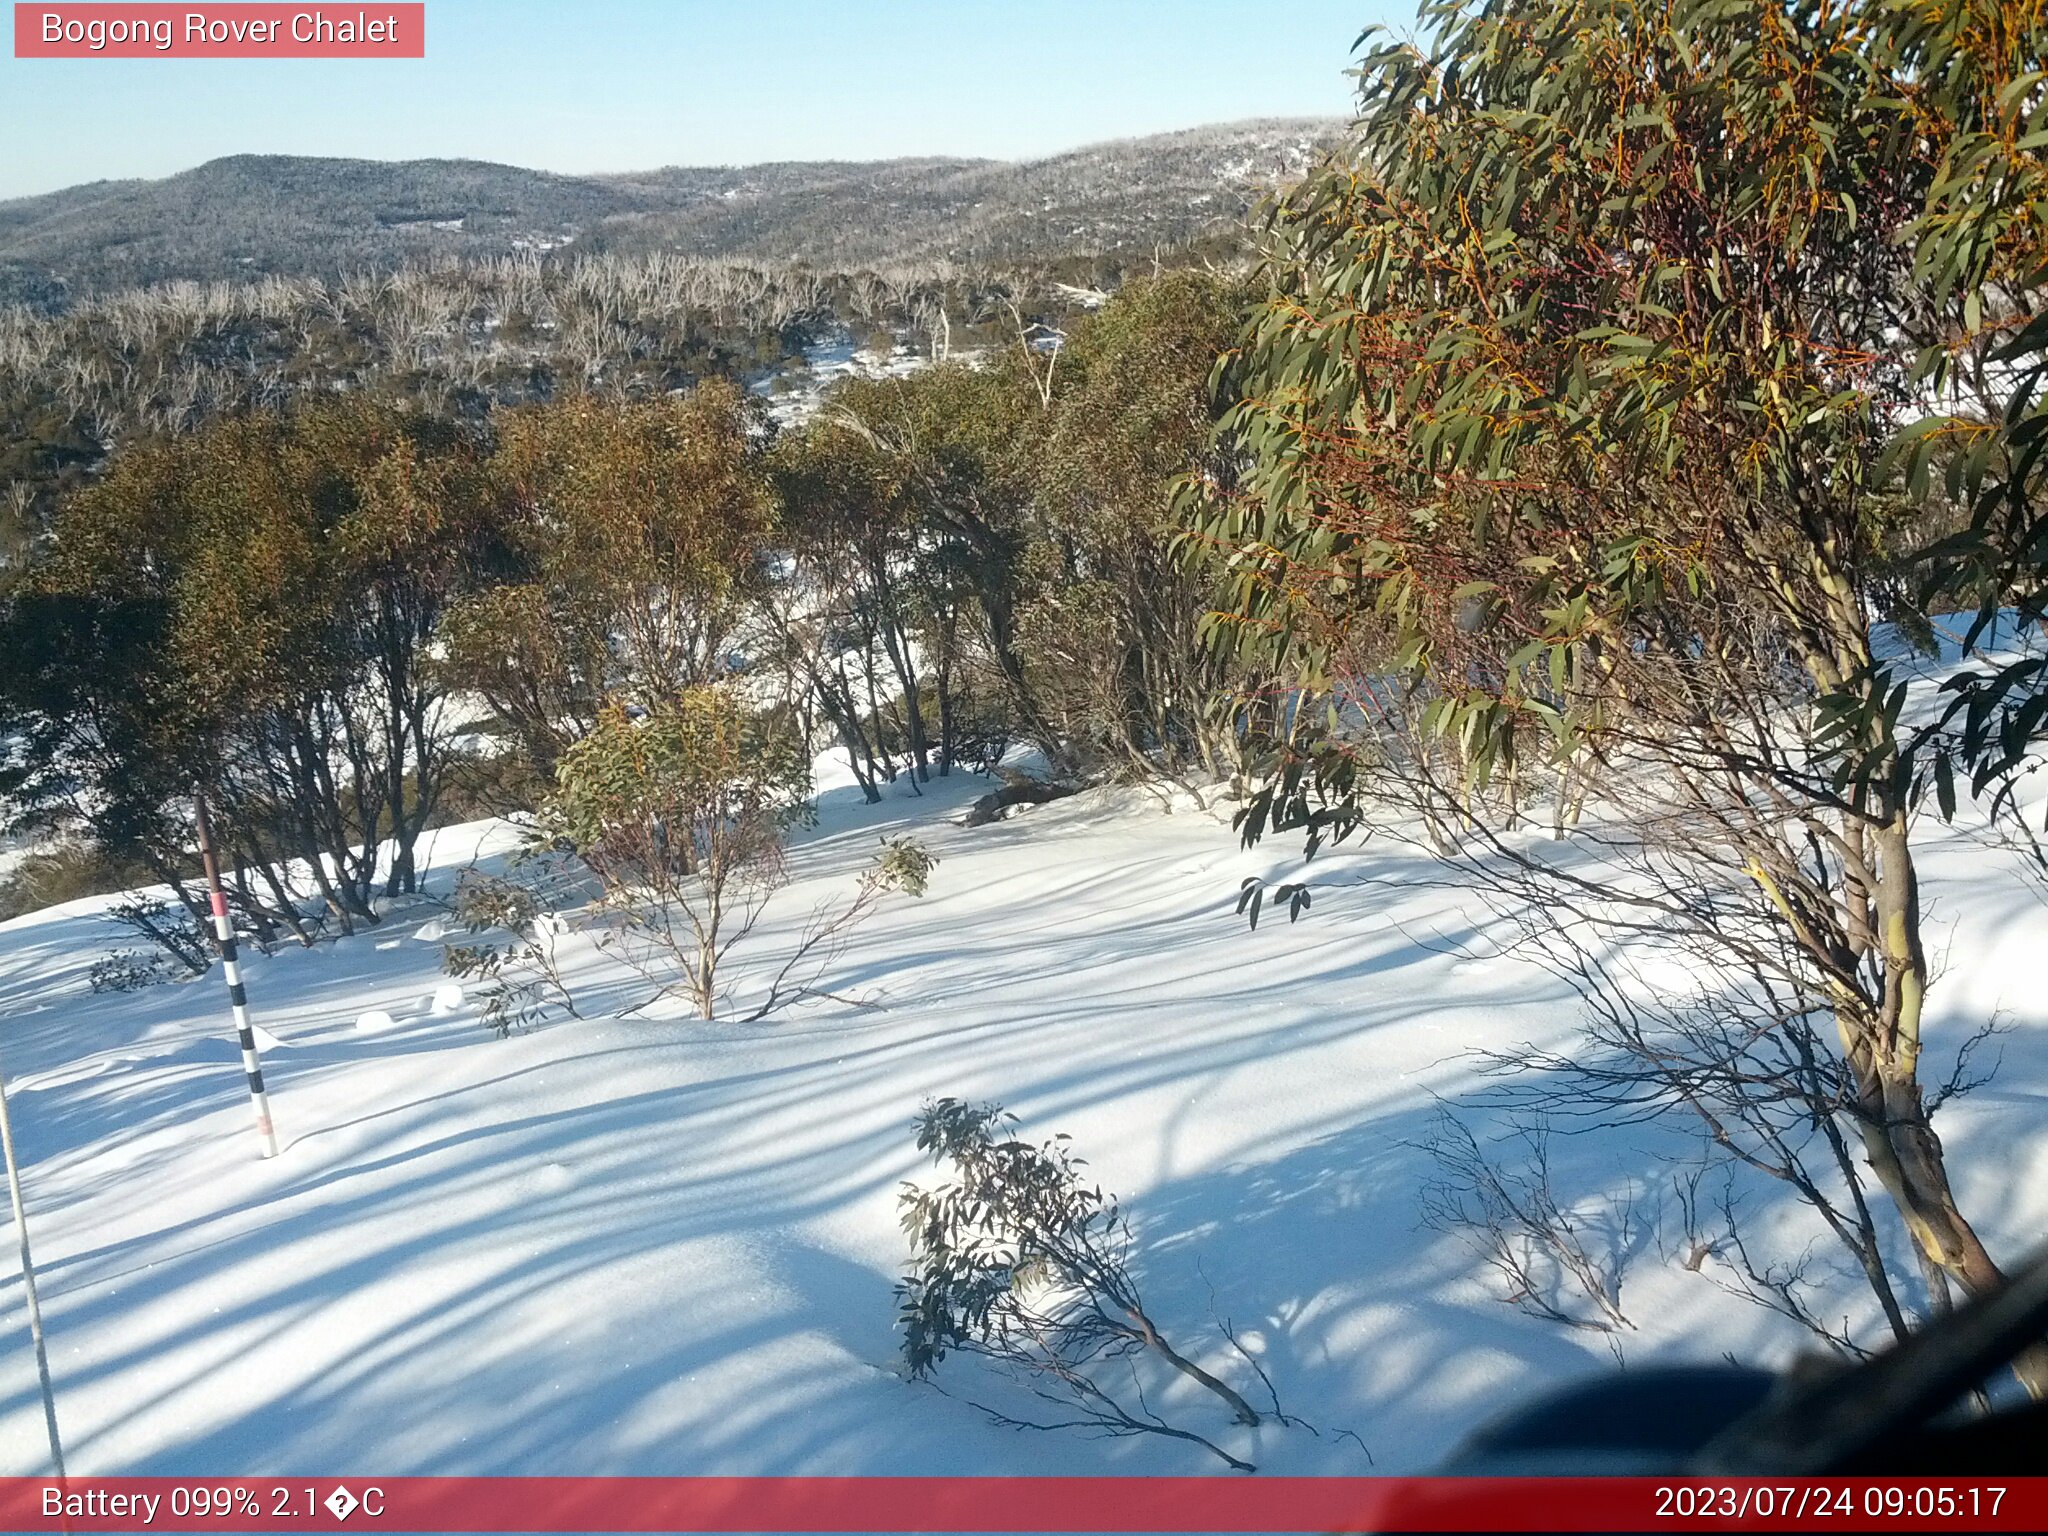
[193,792,281,1159]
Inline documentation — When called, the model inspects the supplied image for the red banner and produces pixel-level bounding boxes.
[13,4,424,58]
[3,1477,2045,1532]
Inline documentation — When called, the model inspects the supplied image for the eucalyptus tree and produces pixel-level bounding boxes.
[440,379,774,779]
[1,400,497,939]
[823,363,1068,768]
[1030,270,1253,782]
[766,418,928,798]
[1859,0,2048,870]
[1191,0,2045,1384]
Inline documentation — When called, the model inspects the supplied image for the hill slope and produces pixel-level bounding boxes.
[2,750,2044,1476]
[0,119,1340,303]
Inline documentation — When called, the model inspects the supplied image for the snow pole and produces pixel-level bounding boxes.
[193,791,281,1159]
[0,1036,66,1479]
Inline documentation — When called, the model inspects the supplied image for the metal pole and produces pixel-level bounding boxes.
[193,791,281,1158]
[0,1035,66,1478]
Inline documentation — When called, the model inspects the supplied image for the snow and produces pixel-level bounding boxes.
[749,326,947,427]
[1,728,2045,1477]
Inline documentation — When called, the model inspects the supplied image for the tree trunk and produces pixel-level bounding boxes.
[1842,811,2048,1398]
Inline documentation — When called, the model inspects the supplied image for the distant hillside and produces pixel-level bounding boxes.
[592,120,1341,269]
[0,119,1341,305]
[0,157,673,302]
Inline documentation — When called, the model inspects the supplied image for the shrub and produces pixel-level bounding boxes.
[897,1097,1265,1471]
[543,691,810,1020]
[441,867,581,1037]
[88,948,184,993]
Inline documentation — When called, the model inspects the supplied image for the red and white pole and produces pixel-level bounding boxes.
[193,791,280,1159]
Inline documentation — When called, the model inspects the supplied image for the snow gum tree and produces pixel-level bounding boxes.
[820,364,1063,766]
[1190,0,2048,1389]
[782,275,1276,791]
[1858,3,2048,877]
[1026,272,1262,784]
[766,413,950,798]
[440,380,773,779]
[0,398,497,940]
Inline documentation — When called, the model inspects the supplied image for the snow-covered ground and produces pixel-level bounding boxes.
[751,329,935,427]
[1,749,2045,1477]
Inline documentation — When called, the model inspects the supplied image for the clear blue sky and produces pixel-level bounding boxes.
[1,2,1405,200]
